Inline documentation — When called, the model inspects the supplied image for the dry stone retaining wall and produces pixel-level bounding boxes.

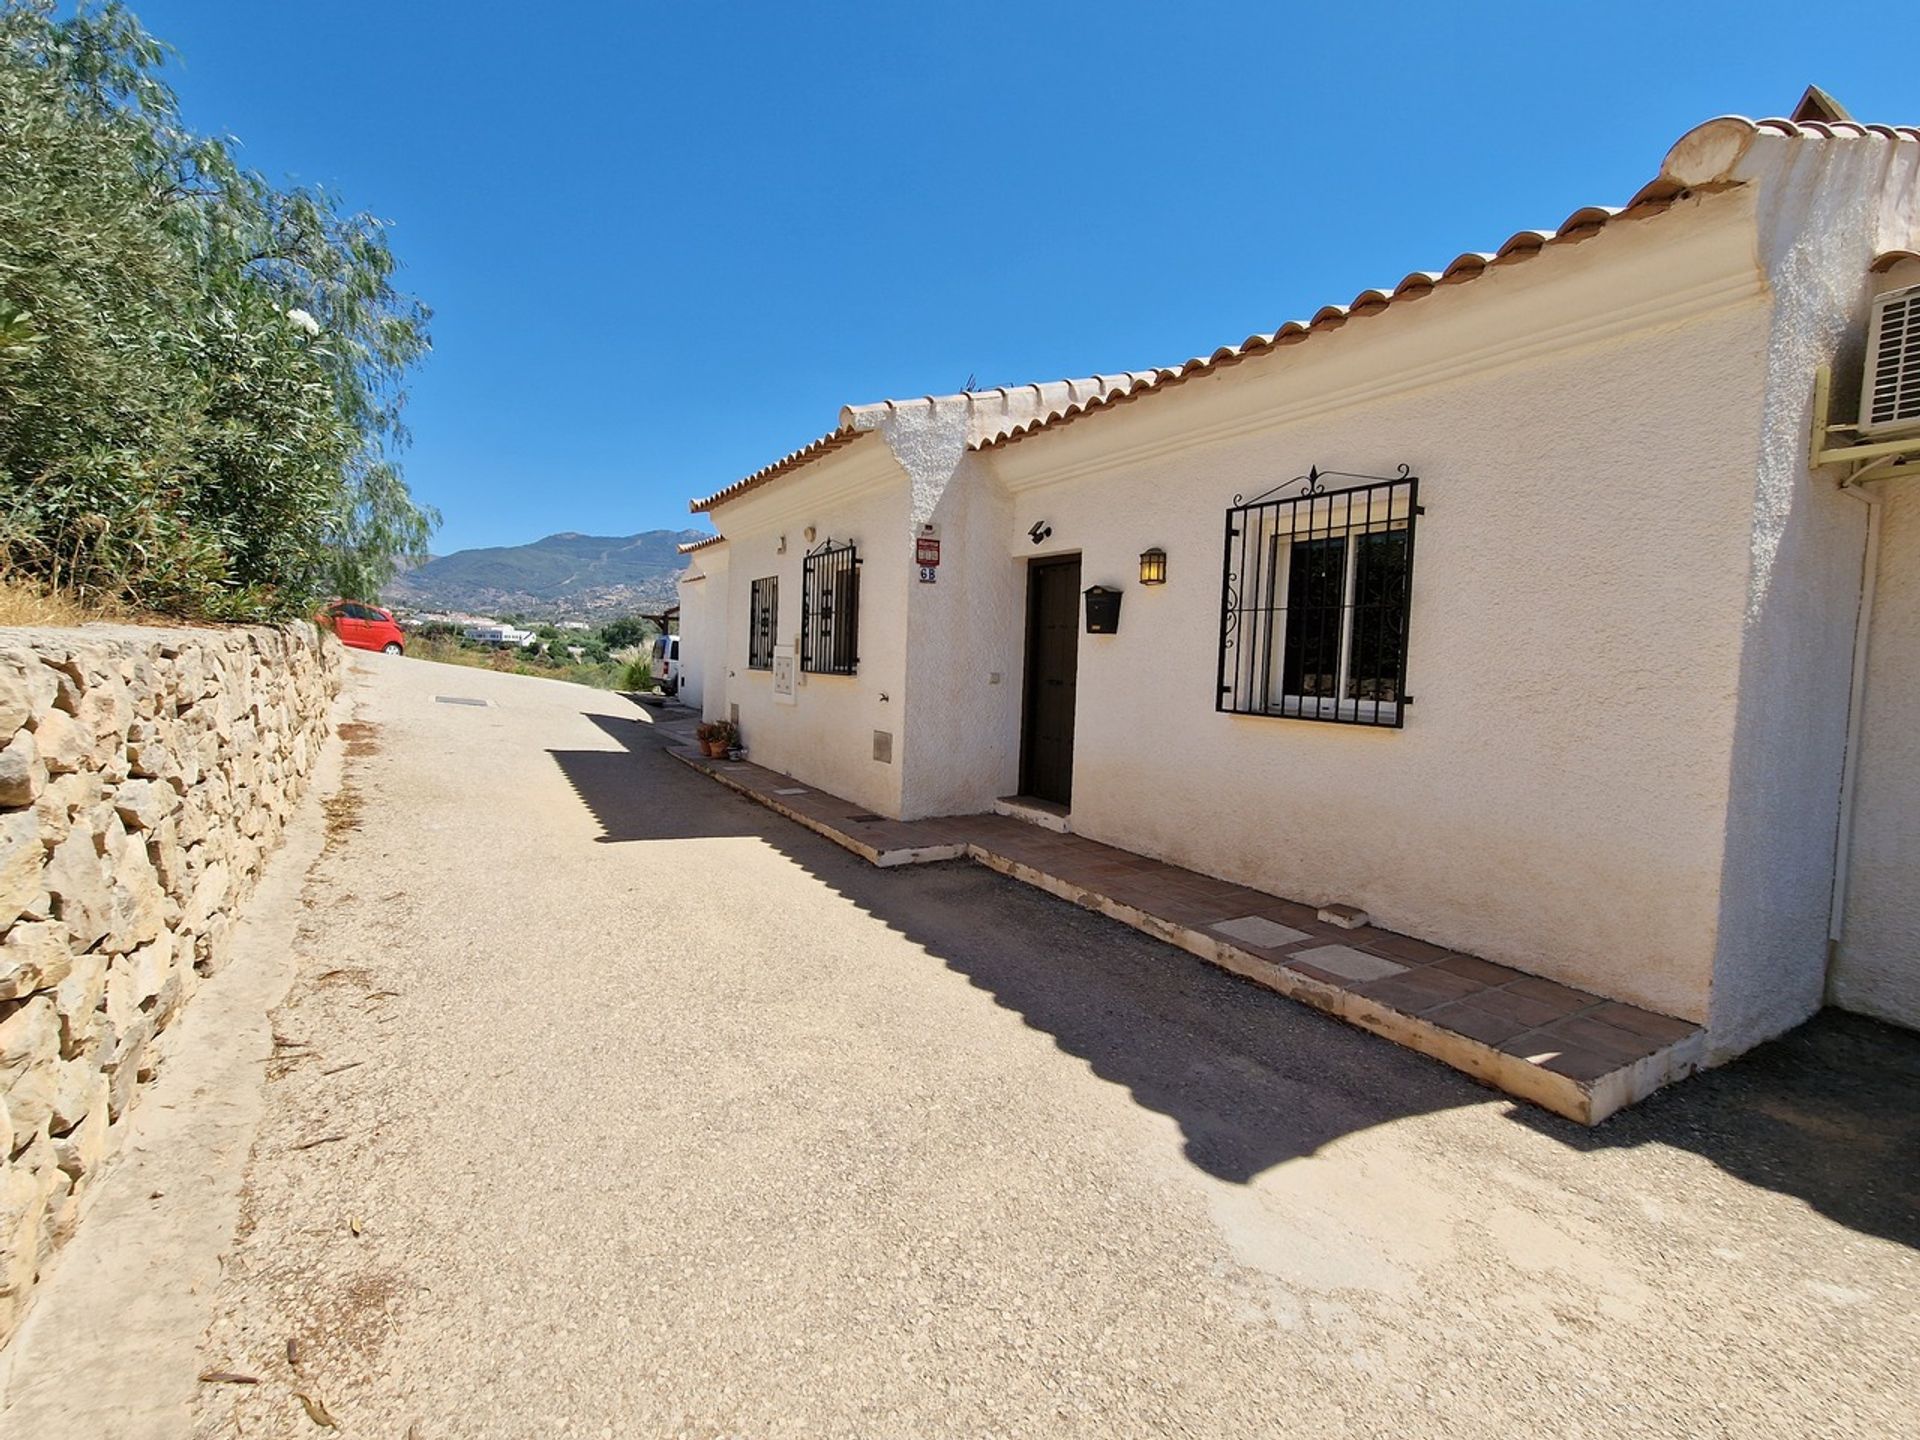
[0,621,340,1344]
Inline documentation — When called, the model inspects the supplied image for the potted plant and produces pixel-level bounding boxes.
[696,720,736,759]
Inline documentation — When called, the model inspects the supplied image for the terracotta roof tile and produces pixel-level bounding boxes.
[676,533,727,554]
[689,427,872,514]
[975,115,1916,453]
[690,374,1155,513]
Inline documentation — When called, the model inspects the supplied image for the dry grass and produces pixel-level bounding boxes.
[0,575,119,628]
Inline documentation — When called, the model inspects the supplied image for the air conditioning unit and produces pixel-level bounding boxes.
[1860,284,1920,436]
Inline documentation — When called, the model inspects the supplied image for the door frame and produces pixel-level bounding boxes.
[1019,553,1082,804]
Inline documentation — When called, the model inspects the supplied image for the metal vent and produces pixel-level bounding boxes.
[1861,285,1920,436]
[872,730,892,764]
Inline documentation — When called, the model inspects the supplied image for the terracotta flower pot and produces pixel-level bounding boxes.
[702,739,729,758]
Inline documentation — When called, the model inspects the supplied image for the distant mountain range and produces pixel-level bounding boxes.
[383,528,713,619]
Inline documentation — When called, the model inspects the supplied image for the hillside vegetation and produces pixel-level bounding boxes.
[0,2,433,619]
[385,529,709,618]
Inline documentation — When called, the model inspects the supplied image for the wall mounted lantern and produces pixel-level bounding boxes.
[1138,547,1167,585]
[1084,585,1123,634]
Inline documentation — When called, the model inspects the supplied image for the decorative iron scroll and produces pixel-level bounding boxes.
[1216,466,1422,728]
[800,538,861,675]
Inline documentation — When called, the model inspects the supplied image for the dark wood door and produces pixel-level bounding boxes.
[1021,556,1081,806]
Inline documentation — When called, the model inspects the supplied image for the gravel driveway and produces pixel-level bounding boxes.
[175,654,1918,1438]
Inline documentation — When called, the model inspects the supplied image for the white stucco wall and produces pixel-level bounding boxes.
[705,440,912,817]
[982,190,1774,1025]
[898,450,1026,818]
[674,564,709,711]
[1686,125,1920,1051]
[686,546,731,723]
[1835,479,1920,1025]
[725,387,1106,822]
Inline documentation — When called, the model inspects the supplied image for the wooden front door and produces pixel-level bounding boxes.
[1020,555,1081,806]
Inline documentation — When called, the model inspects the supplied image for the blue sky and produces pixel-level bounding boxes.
[142,1,1914,554]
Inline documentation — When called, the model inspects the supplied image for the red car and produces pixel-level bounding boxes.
[320,600,407,654]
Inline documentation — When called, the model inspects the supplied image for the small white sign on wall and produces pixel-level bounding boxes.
[772,645,797,705]
[917,521,941,584]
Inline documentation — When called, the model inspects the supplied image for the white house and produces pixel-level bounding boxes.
[675,98,1920,1073]
[462,623,537,647]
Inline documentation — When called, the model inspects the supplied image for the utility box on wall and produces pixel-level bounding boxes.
[1084,586,1123,634]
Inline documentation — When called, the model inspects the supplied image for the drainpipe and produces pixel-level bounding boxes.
[1827,478,1886,965]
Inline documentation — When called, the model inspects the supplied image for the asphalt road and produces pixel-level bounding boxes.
[177,652,1918,1438]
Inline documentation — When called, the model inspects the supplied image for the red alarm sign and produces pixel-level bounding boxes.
[915,536,941,567]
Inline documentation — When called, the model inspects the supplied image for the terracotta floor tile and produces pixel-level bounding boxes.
[1355,966,1484,1013]
[1424,1000,1534,1046]
[1505,975,1598,1012]
[1545,1013,1663,1063]
[1520,1052,1612,1082]
[1430,953,1529,987]
[1364,934,1454,965]
[1590,1002,1699,1043]
[1353,976,1452,1015]
[1468,986,1582,1029]
[1324,923,1395,948]
[1254,899,1326,930]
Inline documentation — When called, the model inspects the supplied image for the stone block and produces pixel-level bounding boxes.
[113,777,179,831]
[28,707,89,775]
[52,951,107,1057]
[0,921,73,1001]
[175,795,210,846]
[182,860,231,933]
[4,1063,54,1152]
[42,831,110,951]
[100,842,166,955]
[1,996,58,1087]
[103,1015,152,1120]
[76,676,132,742]
[1,809,45,929]
[51,1076,108,1182]
[49,1054,100,1133]
[0,1155,48,1299]
[0,654,58,736]
[33,770,100,848]
[0,727,43,807]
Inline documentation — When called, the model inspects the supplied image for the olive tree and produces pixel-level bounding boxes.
[0,1,435,617]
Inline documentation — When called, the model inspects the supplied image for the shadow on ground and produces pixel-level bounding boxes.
[551,712,1920,1250]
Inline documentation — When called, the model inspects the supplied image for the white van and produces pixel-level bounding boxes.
[649,633,681,695]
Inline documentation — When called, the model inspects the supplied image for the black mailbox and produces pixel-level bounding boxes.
[1083,585,1123,634]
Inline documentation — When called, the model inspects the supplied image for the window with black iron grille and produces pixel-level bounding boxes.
[1217,465,1421,727]
[800,538,860,675]
[748,575,778,671]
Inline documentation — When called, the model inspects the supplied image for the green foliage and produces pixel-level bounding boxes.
[620,658,652,691]
[598,615,650,652]
[406,628,627,692]
[0,1,434,617]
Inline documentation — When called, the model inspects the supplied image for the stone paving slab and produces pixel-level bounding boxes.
[669,747,1705,1124]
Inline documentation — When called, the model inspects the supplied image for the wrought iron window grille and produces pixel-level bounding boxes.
[748,575,778,671]
[1216,465,1423,727]
[800,538,861,675]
